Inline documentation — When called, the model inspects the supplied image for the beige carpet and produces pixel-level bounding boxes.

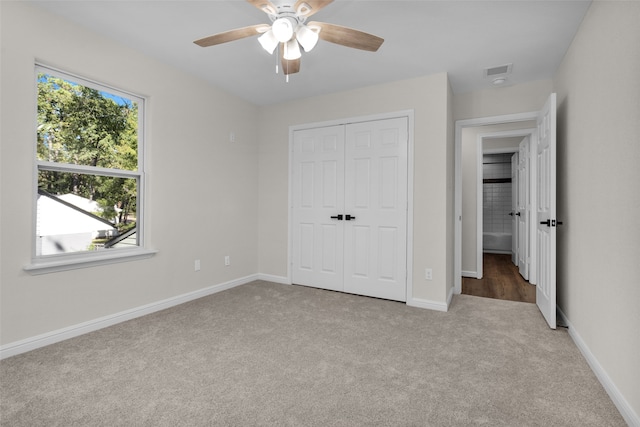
[0,281,625,426]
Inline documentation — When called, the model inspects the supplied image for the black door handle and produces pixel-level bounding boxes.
[515,212,521,216]
[345,215,356,221]
[540,219,563,227]
[330,215,343,220]
[508,212,514,216]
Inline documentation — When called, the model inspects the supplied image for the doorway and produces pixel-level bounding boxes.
[461,125,536,281]
[454,93,558,329]
[458,124,537,303]
[466,138,536,304]
[455,112,538,292]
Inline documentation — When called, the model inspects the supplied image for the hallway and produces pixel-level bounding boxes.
[462,253,535,303]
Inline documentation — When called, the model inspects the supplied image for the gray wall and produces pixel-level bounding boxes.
[1,2,260,344]
[553,1,640,420]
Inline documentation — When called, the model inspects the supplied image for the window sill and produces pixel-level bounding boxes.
[24,248,158,275]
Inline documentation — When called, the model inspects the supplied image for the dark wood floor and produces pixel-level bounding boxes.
[462,253,536,303]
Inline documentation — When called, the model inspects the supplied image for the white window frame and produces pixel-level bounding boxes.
[25,64,156,274]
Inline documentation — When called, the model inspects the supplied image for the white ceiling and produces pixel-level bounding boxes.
[29,0,591,106]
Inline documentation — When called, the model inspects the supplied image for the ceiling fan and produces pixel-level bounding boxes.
[194,0,384,80]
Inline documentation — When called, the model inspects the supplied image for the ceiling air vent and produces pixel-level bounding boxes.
[484,63,513,86]
[484,63,513,78]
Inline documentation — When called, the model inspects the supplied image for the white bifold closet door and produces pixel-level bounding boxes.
[292,117,408,302]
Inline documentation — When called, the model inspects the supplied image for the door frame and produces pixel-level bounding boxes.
[455,112,538,294]
[288,110,415,301]
[475,129,535,279]
[511,150,519,266]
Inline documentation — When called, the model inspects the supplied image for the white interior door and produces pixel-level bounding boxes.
[517,136,530,280]
[511,153,518,265]
[291,117,408,302]
[536,93,557,329]
[343,118,408,301]
[291,125,345,292]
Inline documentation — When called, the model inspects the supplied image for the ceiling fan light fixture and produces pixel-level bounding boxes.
[296,24,319,52]
[283,39,301,60]
[258,29,278,54]
[272,17,294,43]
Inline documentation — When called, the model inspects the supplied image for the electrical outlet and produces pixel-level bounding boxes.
[425,268,433,280]
[224,255,230,266]
[194,259,201,271]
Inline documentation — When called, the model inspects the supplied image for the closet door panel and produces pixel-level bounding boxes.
[292,126,345,292]
[344,117,408,302]
[351,225,371,278]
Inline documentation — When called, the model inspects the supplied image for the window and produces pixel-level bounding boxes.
[27,65,153,273]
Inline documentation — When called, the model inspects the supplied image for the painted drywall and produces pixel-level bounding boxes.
[257,74,453,304]
[454,79,553,121]
[484,137,523,151]
[0,2,260,345]
[460,122,535,276]
[553,1,640,421]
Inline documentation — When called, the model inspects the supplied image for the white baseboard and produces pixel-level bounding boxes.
[406,296,449,312]
[557,306,639,427]
[462,270,478,278]
[0,274,260,360]
[446,286,455,308]
[256,273,290,285]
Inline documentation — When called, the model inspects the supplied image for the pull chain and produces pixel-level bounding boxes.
[285,44,289,83]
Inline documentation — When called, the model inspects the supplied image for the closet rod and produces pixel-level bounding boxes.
[483,178,512,184]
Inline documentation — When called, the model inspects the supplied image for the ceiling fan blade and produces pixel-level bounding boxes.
[194,24,269,47]
[308,21,384,52]
[282,57,301,75]
[246,0,277,15]
[280,44,301,75]
[295,0,333,17]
